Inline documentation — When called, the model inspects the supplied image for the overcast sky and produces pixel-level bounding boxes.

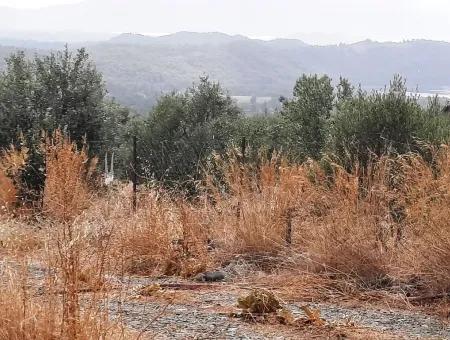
[0,0,79,8]
[0,0,449,44]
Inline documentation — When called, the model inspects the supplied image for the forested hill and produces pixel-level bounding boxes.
[1,32,450,112]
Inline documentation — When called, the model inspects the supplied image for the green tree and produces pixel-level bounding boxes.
[137,77,240,191]
[0,47,109,150]
[336,76,354,104]
[34,47,107,153]
[0,52,36,148]
[282,74,334,160]
[329,75,431,168]
[0,47,125,198]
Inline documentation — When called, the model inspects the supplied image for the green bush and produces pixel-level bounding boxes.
[328,75,449,169]
[136,76,240,192]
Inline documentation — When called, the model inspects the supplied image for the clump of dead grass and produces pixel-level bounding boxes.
[395,146,450,292]
[0,142,29,215]
[43,130,97,222]
[204,150,306,256]
[117,190,211,277]
[297,160,394,287]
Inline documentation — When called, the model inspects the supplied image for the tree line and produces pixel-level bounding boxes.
[0,47,449,199]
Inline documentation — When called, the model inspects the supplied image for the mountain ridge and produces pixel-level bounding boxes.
[1,32,450,112]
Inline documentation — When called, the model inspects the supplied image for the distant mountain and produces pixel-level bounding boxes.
[109,32,249,46]
[1,33,450,112]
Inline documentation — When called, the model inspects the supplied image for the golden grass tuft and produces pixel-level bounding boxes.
[0,142,28,215]
[0,171,17,215]
[204,150,306,256]
[116,190,210,276]
[43,130,96,222]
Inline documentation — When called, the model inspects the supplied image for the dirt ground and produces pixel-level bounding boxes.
[104,275,450,339]
[3,259,450,340]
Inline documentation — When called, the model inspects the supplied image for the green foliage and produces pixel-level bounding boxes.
[0,52,36,148]
[137,77,240,191]
[230,114,308,164]
[33,47,107,153]
[1,44,448,196]
[328,75,449,168]
[336,76,354,105]
[0,47,129,198]
[282,74,334,160]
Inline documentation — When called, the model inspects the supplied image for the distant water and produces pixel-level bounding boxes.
[407,91,450,99]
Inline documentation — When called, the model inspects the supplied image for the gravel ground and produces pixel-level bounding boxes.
[104,276,450,339]
[291,303,450,339]
[3,261,449,339]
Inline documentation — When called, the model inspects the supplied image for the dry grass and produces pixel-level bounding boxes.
[396,146,450,292]
[0,171,17,214]
[0,219,43,255]
[0,269,59,340]
[204,150,306,255]
[112,189,211,277]
[0,131,121,339]
[202,147,450,292]
[43,131,97,222]
[1,134,449,338]
[0,142,28,215]
[106,146,450,294]
[0,266,122,340]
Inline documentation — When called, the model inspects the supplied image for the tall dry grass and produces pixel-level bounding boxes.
[101,145,449,292]
[201,146,450,289]
[1,133,449,339]
[106,188,211,277]
[395,146,450,292]
[43,131,97,222]
[0,131,120,340]
[204,150,307,255]
[0,143,28,215]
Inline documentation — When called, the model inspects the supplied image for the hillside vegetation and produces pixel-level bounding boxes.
[1,33,450,111]
[0,45,449,339]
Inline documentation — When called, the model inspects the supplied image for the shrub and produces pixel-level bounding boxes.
[329,75,449,170]
[137,76,240,193]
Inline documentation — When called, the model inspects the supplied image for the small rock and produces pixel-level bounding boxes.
[195,271,226,282]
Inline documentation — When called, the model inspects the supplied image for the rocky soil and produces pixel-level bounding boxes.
[3,260,450,339]
[104,275,450,339]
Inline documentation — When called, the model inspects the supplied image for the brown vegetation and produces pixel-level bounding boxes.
[0,132,449,338]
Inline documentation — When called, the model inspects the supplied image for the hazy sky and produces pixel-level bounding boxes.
[0,0,450,44]
[0,0,79,8]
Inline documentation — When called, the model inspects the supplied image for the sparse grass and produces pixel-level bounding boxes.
[0,269,59,340]
[0,266,123,340]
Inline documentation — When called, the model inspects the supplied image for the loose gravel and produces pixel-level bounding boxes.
[104,276,450,339]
